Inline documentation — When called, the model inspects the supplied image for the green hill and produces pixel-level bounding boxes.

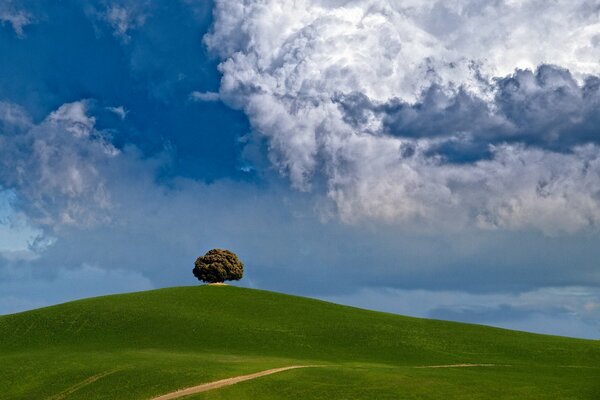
[0,285,598,399]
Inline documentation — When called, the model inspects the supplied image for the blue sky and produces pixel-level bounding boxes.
[1,0,600,339]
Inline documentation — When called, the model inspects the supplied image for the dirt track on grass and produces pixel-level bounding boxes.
[149,363,507,399]
[47,369,122,400]
[414,363,503,368]
[150,366,316,400]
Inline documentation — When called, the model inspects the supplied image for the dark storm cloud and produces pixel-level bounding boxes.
[336,65,600,162]
[494,66,600,148]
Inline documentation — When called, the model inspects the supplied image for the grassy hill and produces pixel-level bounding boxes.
[0,285,599,399]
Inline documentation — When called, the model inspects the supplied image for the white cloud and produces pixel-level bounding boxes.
[106,6,146,41]
[0,2,33,38]
[189,91,221,102]
[0,101,32,132]
[91,1,149,43]
[48,101,97,138]
[0,100,118,230]
[206,0,600,233]
[106,105,128,120]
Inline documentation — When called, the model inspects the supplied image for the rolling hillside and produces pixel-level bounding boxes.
[1,285,599,399]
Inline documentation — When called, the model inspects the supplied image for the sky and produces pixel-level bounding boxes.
[1,0,600,339]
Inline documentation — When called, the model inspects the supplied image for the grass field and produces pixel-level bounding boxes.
[0,285,599,399]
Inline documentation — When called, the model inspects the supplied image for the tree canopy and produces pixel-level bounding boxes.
[193,249,244,283]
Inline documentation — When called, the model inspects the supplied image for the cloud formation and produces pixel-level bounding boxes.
[0,100,118,229]
[340,66,600,153]
[87,0,149,43]
[206,0,600,232]
[1,0,600,338]
[0,1,33,37]
[190,91,220,102]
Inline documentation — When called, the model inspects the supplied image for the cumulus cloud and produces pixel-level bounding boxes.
[339,66,600,153]
[0,100,118,230]
[0,101,32,134]
[206,0,600,233]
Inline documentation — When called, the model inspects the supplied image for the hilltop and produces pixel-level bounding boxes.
[1,286,599,399]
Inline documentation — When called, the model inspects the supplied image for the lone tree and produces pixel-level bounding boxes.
[193,249,244,284]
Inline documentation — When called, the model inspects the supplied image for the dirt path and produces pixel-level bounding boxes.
[414,363,502,368]
[47,369,122,400]
[150,366,316,400]
[149,363,506,399]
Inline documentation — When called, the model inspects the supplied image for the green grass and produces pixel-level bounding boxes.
[0,285,598,399]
